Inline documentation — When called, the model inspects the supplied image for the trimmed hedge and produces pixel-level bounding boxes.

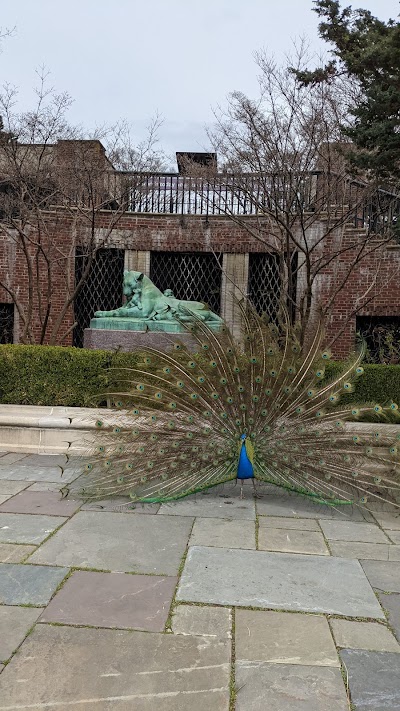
[0,344,400,409]
[0,345,141,407]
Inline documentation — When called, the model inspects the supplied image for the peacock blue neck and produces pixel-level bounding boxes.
[237,434,254,480]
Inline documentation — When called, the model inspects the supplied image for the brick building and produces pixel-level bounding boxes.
[0,139,399,358]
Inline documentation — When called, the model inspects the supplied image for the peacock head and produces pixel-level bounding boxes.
[240,433,247,441]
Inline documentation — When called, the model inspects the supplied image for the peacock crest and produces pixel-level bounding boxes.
[68,302,400,508]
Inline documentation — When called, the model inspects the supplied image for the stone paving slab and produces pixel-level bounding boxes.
[159,495,255,519]
[0,490,82,516]
[29,511,193,574]
[0,624,230,710]
[256,492,372,521]
[0,454,28,465]
[258,528,329,555]
[0,563,68,604]
[0,606,43,661]
[0,497,10,505]
[0,481,32,495]
[177,546,385,618]
[26,482,66,492]
[18,454,68,467]
[371,512,400,530]
[330,619,400,653]
[172,605,232,639]
[389,546,400,561]
[81,498,160,514]
[189,517,256,549]
[378,594,400,641]
[235,662,348,711]
[0,465,80,484]
[40,570,177,631]
[0,543,36,563]
[0,512,66,544]
[340,648,400,710]
[235,610,339,666]
[319,520,390,543]
[361,560,400,592]
[386,530,400,543]
[258,516,321,531]
[329,541,391,560]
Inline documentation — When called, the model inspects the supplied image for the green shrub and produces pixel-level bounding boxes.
[0,345,140,407]
[1,344,400,411]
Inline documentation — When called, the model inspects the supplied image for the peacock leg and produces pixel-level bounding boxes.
[239,480,245,499]
[252,479,262,498]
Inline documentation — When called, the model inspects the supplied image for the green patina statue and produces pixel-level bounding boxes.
[91,271,223,333]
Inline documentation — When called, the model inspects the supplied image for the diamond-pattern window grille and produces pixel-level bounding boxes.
[0,303,14,343]
[73,248,125,348]
[150,251,223,315]
[248,252,298,320]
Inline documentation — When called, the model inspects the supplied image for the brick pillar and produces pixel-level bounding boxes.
[221,253,249,339]
[124,250,150,275]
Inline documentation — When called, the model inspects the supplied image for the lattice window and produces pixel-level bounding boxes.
[0,303,14,343]
[248,252,298,320]
[356,315,400,364]
[150,251,223,314]
[73,248,125,348]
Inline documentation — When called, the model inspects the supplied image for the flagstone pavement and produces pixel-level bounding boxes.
[0,452,400,710]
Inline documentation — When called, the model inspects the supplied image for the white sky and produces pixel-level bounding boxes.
[1,0,398,164]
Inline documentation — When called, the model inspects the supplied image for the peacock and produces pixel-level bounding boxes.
[67,302,400,508]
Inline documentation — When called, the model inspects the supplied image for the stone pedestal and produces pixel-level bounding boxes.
[83,328,199,353]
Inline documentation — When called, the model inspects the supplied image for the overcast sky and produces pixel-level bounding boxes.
[1,0,398,164]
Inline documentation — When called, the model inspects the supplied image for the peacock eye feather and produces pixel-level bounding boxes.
[391,403,399,411]
[203,410,212,417]
[220,377,228,385]
[201,343,209,350]
[270,370,277,377]
[132,409,140,415]
[211,392,219,400]
[96,420,103,428]
[155,392,163,400]
[187,361,196,369]
[136,384,145,391]
[265,388,272,396]
[209,361,218,368]
[163,367,171,374]
[168,402,177,409]
[355,366,364,375]
[249,357,258,364]
[113,427,121,434]
[238,385,245,392]
[173,344,182,351]
[374,405,383,413]
[117,475,124,483]
[197,376,206,383]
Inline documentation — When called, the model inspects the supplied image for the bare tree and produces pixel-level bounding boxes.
[190,43,399,344]
[0,72,165,345]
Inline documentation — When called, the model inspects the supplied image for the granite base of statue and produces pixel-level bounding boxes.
[83,271,223,352]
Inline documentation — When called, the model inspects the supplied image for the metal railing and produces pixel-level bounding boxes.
[68,169,400,234]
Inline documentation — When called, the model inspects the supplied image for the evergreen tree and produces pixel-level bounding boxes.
[295,1,400,184]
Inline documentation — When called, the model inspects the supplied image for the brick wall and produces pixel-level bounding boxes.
[1,209,399,356]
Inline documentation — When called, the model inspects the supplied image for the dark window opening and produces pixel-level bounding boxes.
[73,248,125,348]
[150,251,223,315]
[356,315,400,364]
[0,303,14,343]
[248,252,297,320]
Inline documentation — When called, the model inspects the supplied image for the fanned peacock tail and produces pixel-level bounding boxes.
[68,302,400,507]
